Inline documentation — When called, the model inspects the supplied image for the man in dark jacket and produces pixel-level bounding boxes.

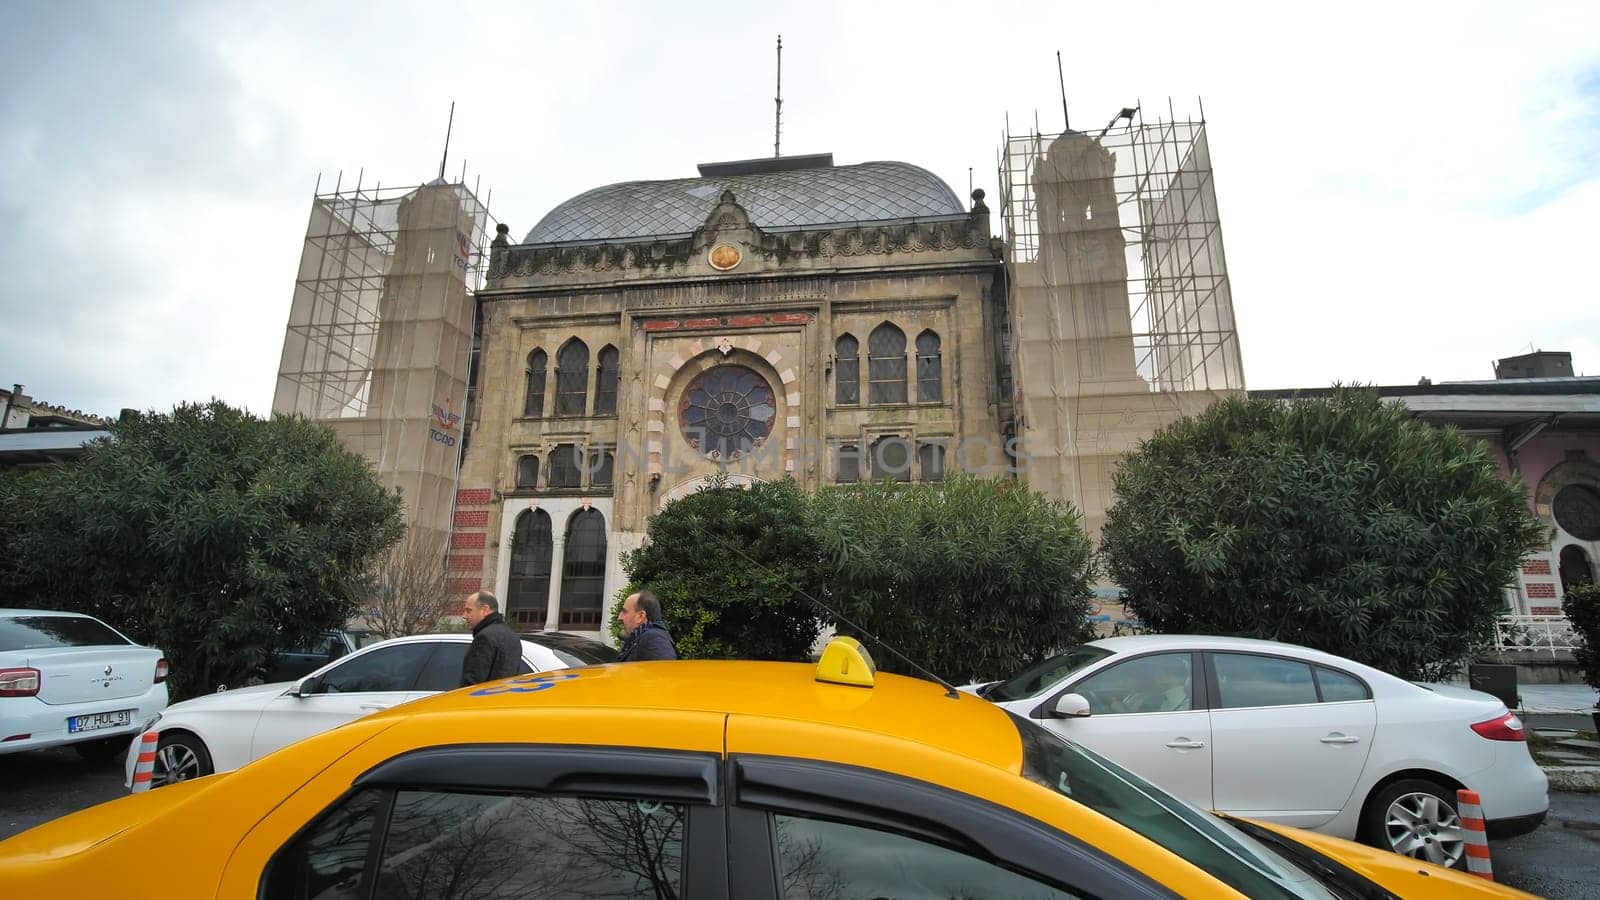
[459,591,522,686]
[616,589,677,661]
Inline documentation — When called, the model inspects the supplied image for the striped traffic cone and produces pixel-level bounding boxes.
[1457,788,1493,880]
[130,731,158,794]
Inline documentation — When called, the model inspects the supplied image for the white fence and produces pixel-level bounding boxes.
[1493,615,1579,654]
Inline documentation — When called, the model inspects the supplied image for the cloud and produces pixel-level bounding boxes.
[1,0,1598,417]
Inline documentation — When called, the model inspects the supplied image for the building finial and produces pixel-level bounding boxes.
[774,35,783,157]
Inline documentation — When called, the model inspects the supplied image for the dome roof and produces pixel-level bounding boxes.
[524,160,964,244]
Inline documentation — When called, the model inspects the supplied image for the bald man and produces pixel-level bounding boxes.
[459,591,522,686]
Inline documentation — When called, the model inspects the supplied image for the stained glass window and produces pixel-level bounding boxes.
[516,455,539,489]
[508,509,553,628]
[524,349,546,418]
[555,339,589,416]
[560,509,607,629]
[868,323,907,404]
[549,444,581,488]
[916,330,942,402]
[594,346,619,416]
[678,365,777,461]
[835,334,860,405]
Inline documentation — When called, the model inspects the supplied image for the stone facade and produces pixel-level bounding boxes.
[455,172,1009,635]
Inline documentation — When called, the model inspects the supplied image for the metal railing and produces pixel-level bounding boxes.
[1493,614,1579,654]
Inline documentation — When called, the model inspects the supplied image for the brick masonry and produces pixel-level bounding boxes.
[455,488,492,506]
[448,554,484,571]
[451,532,486,549]
[1522,559,1553,576]
[1525,582,1558,599]
[454,509,490,527]
[445,577,479,598]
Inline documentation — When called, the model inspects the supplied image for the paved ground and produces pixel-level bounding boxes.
[1,744,1595,895]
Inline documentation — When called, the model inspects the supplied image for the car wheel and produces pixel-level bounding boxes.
[72,736,129,763]
[1362,778,1467,870]
[152,731,214,788]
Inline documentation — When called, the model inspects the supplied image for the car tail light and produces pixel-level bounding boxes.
[0,667,41,697]
[1471,711,1526,742]
[154,658,169,684]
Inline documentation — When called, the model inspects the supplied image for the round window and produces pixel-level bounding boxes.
[1554,484,1600,541]
[678,365,777,460]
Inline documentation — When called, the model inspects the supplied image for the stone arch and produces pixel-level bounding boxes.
[659,473,766,505]
[646,336,801,476]
[1534,455,1600,520]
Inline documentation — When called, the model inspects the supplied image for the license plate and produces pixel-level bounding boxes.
[68,710,133,733]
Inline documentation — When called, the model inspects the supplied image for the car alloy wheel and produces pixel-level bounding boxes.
[1383,789,1466,869]
[154,741,204,787]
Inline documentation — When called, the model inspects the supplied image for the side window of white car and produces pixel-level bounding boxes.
[317,644,434,694]
[411,643,469,693]
[1213,654,1318,709]
[1314,666,1371,702]
[1071,653,1194,715]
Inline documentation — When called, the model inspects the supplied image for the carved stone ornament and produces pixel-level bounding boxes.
[716,336,734,356]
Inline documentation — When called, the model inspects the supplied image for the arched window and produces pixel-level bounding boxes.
[1561,545,1595,593]
[516,454,540,489]
[834,334,860,405]
[871,436,912,483]
[555,339,589,416]
[835,444,861,484]
[918,442,945,482]
[508,509,553,628]
[524,349,547,418]
[559,509,607,629]
[868,323,907,405]
[549,444,581,489]
[591,449,614,488]
[594,345,619,416]
[916,330,942,403]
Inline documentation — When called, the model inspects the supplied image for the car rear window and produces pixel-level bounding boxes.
[520,632,620,665]
[0,615,132,651]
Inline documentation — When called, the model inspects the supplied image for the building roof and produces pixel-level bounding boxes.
[1249,377,1600,432]
[523,160,965,244]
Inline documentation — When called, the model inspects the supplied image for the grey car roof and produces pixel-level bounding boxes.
[523,160,965,244]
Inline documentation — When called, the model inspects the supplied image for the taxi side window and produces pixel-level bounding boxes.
[263,787,687,899]
[262,787,382,900]
[772,813,1084,899]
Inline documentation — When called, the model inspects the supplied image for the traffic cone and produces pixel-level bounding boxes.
[130,731,158,794]
[1457,788,1493,880]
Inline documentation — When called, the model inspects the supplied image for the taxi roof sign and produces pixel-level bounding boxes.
[814,636,876,688]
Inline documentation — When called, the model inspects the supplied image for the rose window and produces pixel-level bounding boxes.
[678,365,777,460]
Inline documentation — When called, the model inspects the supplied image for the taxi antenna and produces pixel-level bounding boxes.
[710,534,962,699]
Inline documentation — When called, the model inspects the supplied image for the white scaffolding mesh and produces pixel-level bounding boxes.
[272,179,489,540]
[999,112,1245,537]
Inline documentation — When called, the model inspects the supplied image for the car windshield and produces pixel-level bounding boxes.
[520,632,620,666]
[1008,712,1336,900]
[986,645,1111,701]
[0,615,132,651]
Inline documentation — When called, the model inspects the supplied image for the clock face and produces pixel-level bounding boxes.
[1554,484,1600,541]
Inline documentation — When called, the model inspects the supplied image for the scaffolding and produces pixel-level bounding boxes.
[272,176,490,543]
[999,107,1245,538]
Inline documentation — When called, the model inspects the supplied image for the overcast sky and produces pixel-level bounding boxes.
[3,1,1597,418]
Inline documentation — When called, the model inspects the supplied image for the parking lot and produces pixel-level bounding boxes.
[4,744,1597,898]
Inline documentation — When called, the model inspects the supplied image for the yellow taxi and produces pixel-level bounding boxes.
[0,638,1533,899]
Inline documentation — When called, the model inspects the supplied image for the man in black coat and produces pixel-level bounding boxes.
[616,589,677,661]
[459,591,522,686]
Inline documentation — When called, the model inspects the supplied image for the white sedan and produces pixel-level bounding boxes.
[127,631,615,789]
[967,634,1549,870]
[1,609,168,761]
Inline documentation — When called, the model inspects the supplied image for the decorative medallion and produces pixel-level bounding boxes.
[708,243,742,271]
[678,365,776,461]
[1554,484,1600,541]
[716,336,734,356]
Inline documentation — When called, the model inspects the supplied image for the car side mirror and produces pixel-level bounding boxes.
[1050,693,1092,719]
[292,675,321,698]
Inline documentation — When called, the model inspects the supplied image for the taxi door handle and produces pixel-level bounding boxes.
[1165,739,1206,749]
[1320,734,1361,744]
